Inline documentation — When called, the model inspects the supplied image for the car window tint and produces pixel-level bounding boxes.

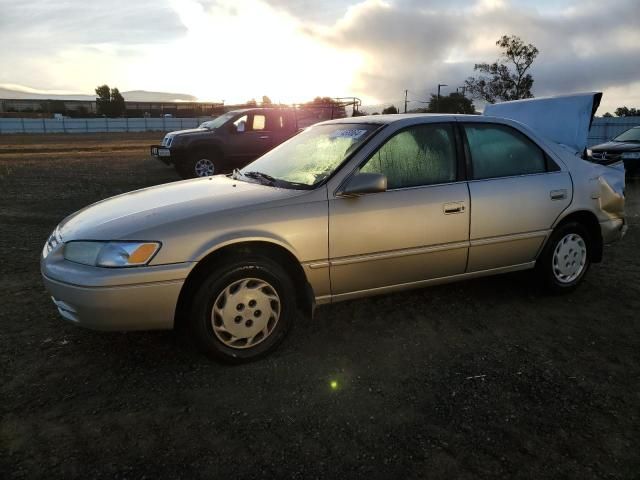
[360,123,456,189]
[252,114,266,131]
[464,124,545,180]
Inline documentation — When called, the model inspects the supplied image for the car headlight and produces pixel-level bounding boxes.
[621,152,640,160]
[63,241,161,267]
[42,226,62,259]
[586,148,593,157]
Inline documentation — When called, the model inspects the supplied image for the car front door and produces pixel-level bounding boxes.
[328,122,470,297]
[460,121,572,272]
[225,113,273,165]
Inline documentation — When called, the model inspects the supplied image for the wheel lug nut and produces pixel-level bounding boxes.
[236,303,245,311]
[234,316,242,323]
[245,319,253,327]
[248,300,257,307]
[254,310,262,318]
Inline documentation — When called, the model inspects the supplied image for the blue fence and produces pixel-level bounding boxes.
[1,115,638,146]
[0,117,214,134]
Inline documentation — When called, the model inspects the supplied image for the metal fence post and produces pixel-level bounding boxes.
[42,118,46,133]
[21,118,25,134]
[86,119,89,133]
[105,117,109,133]
[62,117,66,133]
[126,117,129,132]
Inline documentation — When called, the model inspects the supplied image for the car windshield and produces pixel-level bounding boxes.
[237,123,379,188]
[199,112,238,130]
[613,127,640,143]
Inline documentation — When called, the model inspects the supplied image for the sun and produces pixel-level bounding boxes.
[136,0,363,104]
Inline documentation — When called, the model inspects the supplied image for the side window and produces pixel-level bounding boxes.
[252,114,266,131]
[234,115,248,133]
[360,123,457,189]
[265,113,285,131]
[464,124,546,180]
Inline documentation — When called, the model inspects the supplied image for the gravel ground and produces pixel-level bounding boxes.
[1,134,639,479]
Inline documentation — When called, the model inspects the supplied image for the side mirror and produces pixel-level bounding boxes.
[339,172,387,196]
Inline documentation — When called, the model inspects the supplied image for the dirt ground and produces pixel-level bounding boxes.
[1,133,639,479]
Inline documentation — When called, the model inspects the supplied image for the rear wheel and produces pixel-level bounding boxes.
[536,221,591,293]
[188,256,296,363]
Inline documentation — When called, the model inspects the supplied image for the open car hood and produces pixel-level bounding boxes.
[483,92,602,153]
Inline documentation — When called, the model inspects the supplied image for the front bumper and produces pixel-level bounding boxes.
[41,251,194,331]
[43,274,184,331]
[150,145,173,165]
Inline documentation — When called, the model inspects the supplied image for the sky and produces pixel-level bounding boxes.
[0,0,639,113]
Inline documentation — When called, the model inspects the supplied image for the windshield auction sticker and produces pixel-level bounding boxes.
[330,129,368,140]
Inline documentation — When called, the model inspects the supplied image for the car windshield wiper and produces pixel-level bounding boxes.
[243,171,277,185]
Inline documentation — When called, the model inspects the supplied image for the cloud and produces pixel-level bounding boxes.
[0,0,637,111]
[309,0,640,111]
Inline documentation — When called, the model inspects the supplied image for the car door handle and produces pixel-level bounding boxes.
[443,202,465,214]
[550,189,567,200]
[259,135,270,140]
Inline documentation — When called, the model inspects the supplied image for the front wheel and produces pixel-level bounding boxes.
[188,257,296,363]
[536,222,591,294]
[177,156,217,179]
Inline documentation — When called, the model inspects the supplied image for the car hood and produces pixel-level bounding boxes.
[484,92,602,153]
[591,141,640,152]
[169,127,208,136]
[58,176,304,241]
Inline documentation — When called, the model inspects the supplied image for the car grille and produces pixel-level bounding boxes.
[591,151,623,162]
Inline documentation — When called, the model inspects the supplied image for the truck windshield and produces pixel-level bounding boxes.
[238,124,379,188]
[199,112,237,130]
[613,127,640,143]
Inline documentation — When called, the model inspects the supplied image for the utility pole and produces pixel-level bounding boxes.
[437,84,447,112]
[458,86,466,97]
[404,89,408,113]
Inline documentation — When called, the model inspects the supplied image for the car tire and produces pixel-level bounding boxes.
[536,221,591,294]
[177,155,218,179]
[188,256,296,363]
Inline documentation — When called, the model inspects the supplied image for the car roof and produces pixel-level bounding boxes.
[317,113,482,126]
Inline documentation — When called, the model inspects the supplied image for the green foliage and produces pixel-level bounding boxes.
[614,106,640,117]
[261,95,273,106]
[465,35,539,103]
[426,93,476,114]
[381,105,399,114]
[246,98,258,107]
[95,84,126,117]
[602,112,614,118]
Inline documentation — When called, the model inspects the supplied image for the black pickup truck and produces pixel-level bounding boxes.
[151,108,300,178]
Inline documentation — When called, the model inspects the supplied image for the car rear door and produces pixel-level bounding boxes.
[460,120,572,272]
[328,122,470,296]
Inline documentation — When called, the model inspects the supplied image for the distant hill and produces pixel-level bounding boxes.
[0,85,198,102]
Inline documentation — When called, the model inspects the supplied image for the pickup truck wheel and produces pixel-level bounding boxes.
[188,256,296,363]
[177,157,217,178]
[536,221,591,294]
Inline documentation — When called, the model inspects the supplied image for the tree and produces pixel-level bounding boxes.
[261,95,273,106]
[426,92,476,114]
[110,88,126,117]
[381,105,399,114]
[95,84,112,116]
[465,35,539,103]
[602,112,614,118]
[246,98,257,107]
[95,84,126,116]
[615,106,640,117]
